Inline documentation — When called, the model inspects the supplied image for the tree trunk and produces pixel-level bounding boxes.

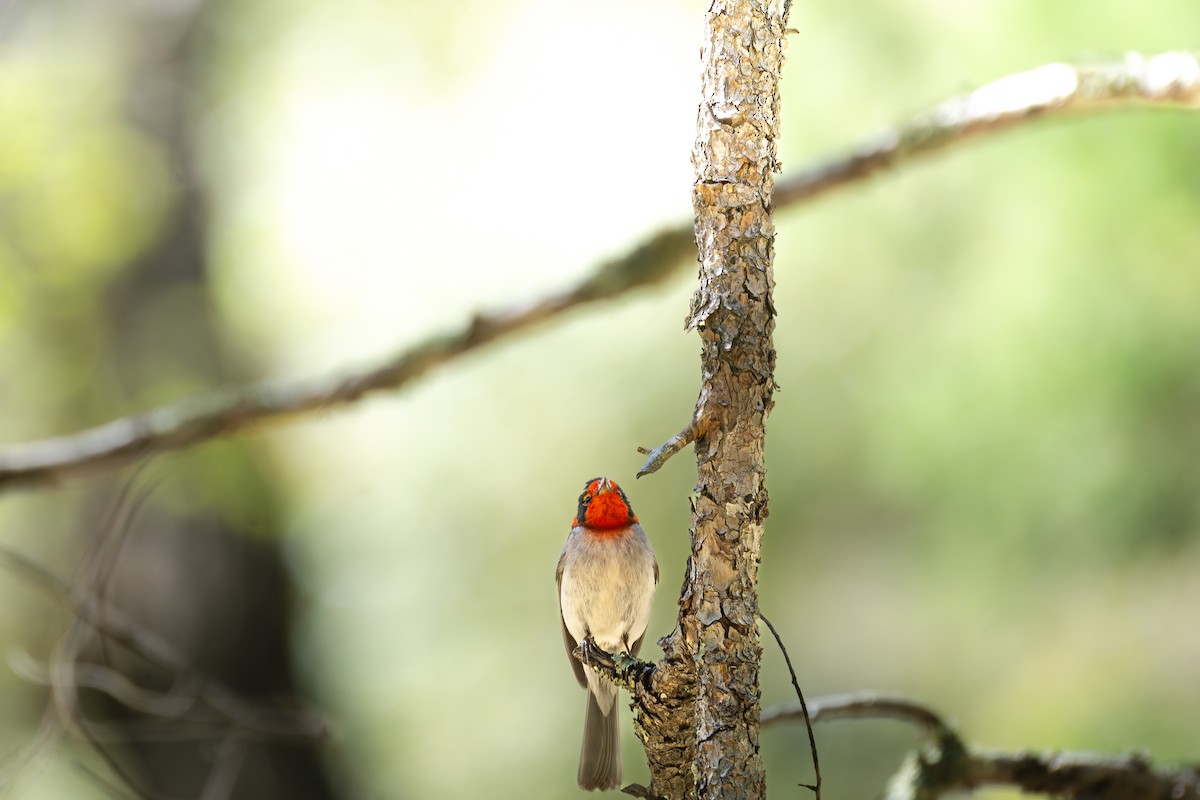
[633,1,791,798]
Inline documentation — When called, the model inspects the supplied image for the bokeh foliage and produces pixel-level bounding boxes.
[0,0,1198,798]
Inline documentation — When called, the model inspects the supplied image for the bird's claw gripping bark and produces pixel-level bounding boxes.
[580,635,598,666]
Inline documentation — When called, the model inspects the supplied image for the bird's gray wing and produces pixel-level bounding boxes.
[557,548,587,688]
[630,556,659,657]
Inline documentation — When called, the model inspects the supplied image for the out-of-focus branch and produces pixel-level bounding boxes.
[958,750,1200,800]
[762,693,1200,800]
[1,51,1197,492]
[762,692,952,734]
[0,545,328,743]
[774,50,1200,206]
[0,227,691,491]
[887,742,1200,800]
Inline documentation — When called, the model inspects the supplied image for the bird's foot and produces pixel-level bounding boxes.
[580,635,598,665]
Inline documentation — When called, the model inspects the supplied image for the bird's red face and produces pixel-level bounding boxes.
[572,477,638,532]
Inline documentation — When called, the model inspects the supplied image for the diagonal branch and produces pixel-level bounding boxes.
[0,228,692,491]
[1,51,1198,492]
[636,406,715,478]
[775,50,1200,207]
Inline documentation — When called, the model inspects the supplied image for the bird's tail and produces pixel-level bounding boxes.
[578,683,620,791]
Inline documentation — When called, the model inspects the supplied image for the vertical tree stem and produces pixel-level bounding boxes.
[647,1,791,798]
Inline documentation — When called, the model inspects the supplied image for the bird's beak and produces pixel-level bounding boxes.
[597,477,613,494]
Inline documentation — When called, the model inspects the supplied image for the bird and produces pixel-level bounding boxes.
[557,477,659,791]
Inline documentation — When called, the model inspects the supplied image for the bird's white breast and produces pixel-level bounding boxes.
[559,524,656,655]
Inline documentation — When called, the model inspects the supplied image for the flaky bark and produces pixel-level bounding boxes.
[624,2,791,798]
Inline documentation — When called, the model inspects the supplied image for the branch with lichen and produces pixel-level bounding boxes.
[1,51,1198,492]
[572,640,655,696]
[762,693,1200,800]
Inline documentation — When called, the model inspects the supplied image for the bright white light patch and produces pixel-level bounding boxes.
[937,63,1079,126]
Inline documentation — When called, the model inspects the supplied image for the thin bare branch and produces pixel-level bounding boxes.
[47,616,163,800]
[758,613,820,798]
[1,51,1197,492]
[636,408,713,478]
[198,734,247,800]
[762,692,953,735]
[8,650,196,719]
[0,545,328,743]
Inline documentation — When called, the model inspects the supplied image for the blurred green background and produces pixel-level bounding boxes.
[0,0,1197,798]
